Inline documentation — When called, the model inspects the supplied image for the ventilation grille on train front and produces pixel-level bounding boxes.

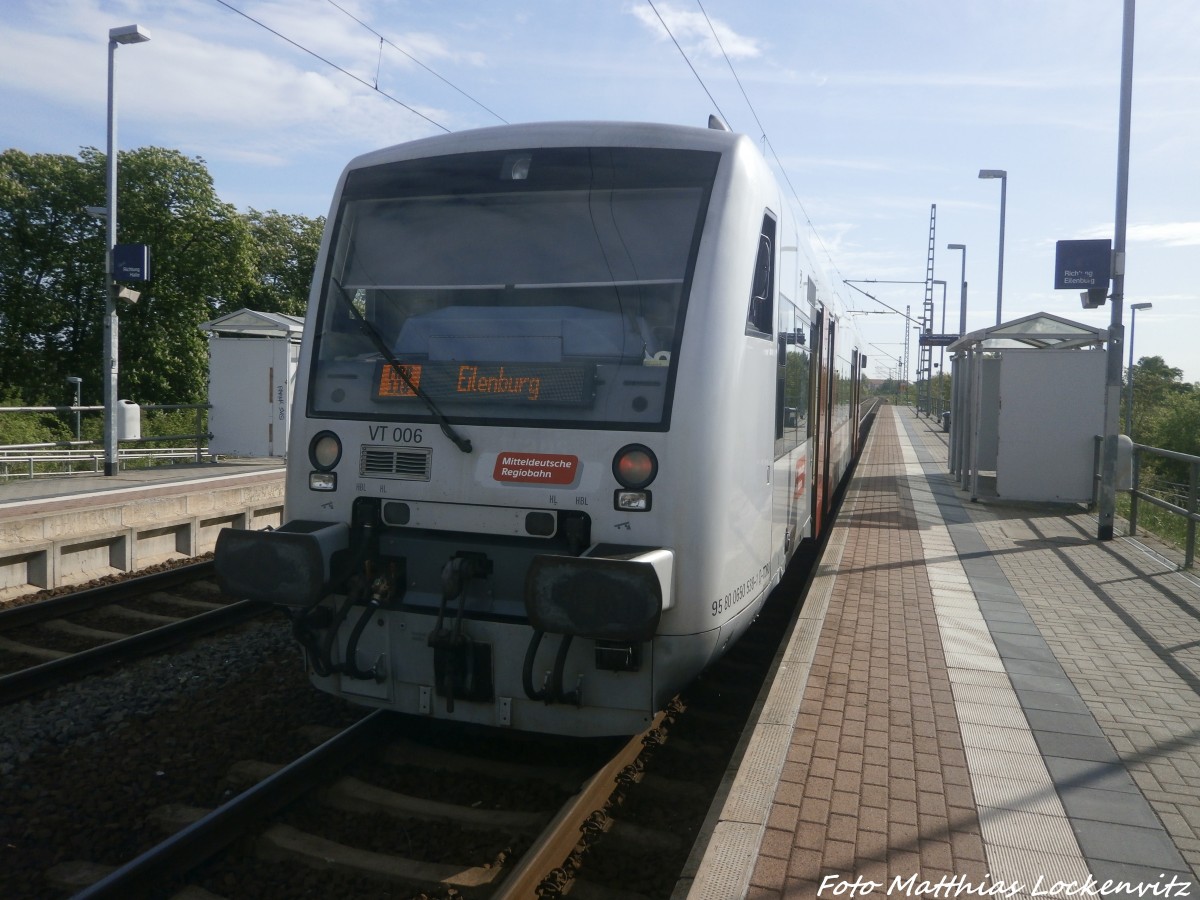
[360,445,432,481]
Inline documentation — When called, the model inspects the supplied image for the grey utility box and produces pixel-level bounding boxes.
[199,309,304,458]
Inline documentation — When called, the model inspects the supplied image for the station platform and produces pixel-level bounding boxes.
[682,404,1200,899]
[0,456,284,509]
[0,459,285,600]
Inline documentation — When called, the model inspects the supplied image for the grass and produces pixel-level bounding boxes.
[1117,492,1195,566]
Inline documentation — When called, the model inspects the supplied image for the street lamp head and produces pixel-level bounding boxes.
[109,24,151,44]
[978,169,1006,180]
[947,243,965,250]
[66,376,82,385]
[1131,302,1153,311]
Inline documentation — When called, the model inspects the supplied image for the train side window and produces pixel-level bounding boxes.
[746,213,776,339]
[775,300,809,454]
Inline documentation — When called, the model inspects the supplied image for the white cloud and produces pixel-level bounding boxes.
[1079,222,1200,247]
[1127,222,1200,248]
[629,1,761,61]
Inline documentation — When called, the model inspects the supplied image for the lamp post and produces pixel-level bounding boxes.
[66,376,82,441]
[978,170,1006,326]
[946,243,967,335]
[1098,0,1136,542]
[1125,302,1152,439]
[103,23,151,477]
[933,280,947,415]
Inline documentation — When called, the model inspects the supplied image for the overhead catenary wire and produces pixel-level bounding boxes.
[323,0,508,124]
[695,0,765,141]
[649,0,850,295]
[644,0,732,130]
[211,0,451,132]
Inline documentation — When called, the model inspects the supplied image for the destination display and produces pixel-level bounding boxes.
[375,361,596,406]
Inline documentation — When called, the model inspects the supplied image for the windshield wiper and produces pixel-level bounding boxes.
[329,278,473,454]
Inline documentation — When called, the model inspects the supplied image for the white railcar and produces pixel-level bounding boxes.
[216,120,864,736]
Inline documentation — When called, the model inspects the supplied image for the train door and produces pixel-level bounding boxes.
[810,307,827,535]
[850,348,861,457]
[819,317,837,532]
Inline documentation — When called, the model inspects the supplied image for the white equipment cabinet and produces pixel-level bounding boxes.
[199,309,304,458]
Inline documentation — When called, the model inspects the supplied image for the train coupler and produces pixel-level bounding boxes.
[427,554,495,709]
[429,632,494,704]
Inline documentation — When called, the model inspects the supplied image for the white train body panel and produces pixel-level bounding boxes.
[215,121,861,736]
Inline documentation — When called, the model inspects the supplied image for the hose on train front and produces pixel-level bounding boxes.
[427,556,483,713]
[522,630,549,702]
[522,630,581,706]
[290,507,380,679]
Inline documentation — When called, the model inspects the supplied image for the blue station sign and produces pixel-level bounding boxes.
[112,243,151,282]
[1054,239,1110,291]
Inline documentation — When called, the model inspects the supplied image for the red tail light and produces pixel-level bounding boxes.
[613,444,657,489]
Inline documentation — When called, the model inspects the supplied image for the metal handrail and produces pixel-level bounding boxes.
[0,447,215,479]
[0,402,212,479]
[1129,443,1199,569]
[1094,436,1199,568]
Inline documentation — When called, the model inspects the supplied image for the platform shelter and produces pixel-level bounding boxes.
[947,312,1108,503]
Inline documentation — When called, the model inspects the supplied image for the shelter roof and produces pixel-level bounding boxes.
[948,311,1107,353]
[199,308,305,338]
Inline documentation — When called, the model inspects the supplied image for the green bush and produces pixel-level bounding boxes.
[0,389,72,446]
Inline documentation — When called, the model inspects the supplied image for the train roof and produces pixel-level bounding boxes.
[343,120,749,172]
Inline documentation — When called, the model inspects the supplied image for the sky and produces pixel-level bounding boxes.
[2,0,1197,385]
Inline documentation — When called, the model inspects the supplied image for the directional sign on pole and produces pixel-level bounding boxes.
[918,333,958,347]
[112,243,151,282]
[1054,239,1110,290]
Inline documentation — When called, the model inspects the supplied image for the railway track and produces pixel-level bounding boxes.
[22,468,848,899]
[55,709,657,899]
[0,561,268,705]
[46,546,816,900]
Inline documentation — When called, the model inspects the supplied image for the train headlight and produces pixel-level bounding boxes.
[309,471,337,492]
[615,490,652,511]
[613,444,656,512]
[613,444,657,489]
[308,431,341,491]
[309,431,342,471]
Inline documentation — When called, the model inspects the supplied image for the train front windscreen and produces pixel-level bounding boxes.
[309,145,719,430]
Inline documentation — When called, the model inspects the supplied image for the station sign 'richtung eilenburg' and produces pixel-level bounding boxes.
[1054,239,1111,290]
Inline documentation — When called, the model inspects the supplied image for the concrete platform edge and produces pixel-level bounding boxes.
[672,446,862,899]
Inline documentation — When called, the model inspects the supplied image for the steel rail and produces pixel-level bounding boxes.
[72,709,394,900]
[493,711,666,899]
[0,560,216,628]
[0,597,269,705]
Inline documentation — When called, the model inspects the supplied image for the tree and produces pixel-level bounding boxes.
[98,146,256,403]
[1,147,322,411]
[1147,391,1200,460]
[1125,355,1193,445]
[239,209,324,317]
[0,149,105,404]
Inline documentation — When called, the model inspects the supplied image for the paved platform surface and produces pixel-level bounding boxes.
[0,459,286,600]
[683,404,1200,900]
[0,458,284,511]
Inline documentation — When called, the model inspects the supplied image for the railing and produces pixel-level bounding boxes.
[0,403,212,480]
[1093,437,1199,569]
[1129,445,1199,569]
